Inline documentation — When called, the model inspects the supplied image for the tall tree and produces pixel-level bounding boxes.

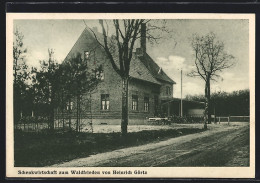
[89,19,170,135]
[32,49,60,130]
[13,28,29,123]
[62,52,99,132]
[13,28,28,85]
[188,32,235,129]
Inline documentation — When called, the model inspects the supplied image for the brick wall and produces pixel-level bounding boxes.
[159,81,173,99]
[128,78,160,120]
[55,28,170,125]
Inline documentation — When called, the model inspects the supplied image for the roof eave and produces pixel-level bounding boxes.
[130,76,161,86]
[156,77,176,85]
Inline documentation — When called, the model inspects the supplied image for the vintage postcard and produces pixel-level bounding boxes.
[6,13,255,178]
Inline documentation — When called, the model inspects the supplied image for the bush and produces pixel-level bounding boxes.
[169,115,204,124]
[14,127,205,167]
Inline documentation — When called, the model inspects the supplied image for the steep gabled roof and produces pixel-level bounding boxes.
[64,28,99,62]
[64,27,175,85]
[129,55,161,85]
[138,53,176,84]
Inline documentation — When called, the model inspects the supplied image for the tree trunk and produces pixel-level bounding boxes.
[49,89,55,131]
[13,85,20,124]
[89,93,93,133]
[204,82,208,129]
[76,94,81,132]
[68,98,71,131]
[79,97,81,132]
[207,80,211,124]
[61,105,64,130]
[49,104,54,130]
[121,77,129,136]
[204,78,211,129]
[76,94,79,132]
[14,58,18,85]
[61,92,65,130]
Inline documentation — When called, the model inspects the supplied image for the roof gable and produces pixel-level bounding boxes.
[64,28,99,62]
[129,55,161,85]
[64,27,175,85]
[138,53,176,84]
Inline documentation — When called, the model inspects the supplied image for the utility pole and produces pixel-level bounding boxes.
[181,69,183,117]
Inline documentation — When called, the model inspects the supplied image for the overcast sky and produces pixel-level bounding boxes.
[14,19,249,98]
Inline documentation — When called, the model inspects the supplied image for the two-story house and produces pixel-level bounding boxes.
[56,23,176,126]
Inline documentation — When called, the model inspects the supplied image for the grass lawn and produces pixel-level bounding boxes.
[14,127,205,167]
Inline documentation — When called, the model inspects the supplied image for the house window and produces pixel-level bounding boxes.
[95,65,104,80]
[132,95,138,111]
[144,97,149,112]
[84,51,89,60]
[66,101,73,111]
[96,70,104,80]
[101,94,109,110]
[100,71,104,80]
[166,86,171,95]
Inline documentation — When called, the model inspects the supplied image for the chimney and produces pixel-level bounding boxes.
[141,23,146,53]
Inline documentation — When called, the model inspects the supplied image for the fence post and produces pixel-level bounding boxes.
[218,117,220,124]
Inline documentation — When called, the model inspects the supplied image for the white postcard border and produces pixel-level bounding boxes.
[6,13,255,178]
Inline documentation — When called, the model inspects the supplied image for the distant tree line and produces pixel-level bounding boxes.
[185,89,250,116]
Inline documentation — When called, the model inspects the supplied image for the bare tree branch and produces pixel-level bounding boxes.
[188,32,235,127]
[99,20,122,76]
[189,32,235,82]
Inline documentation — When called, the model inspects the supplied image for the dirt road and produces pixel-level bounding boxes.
[53,123,249,167]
